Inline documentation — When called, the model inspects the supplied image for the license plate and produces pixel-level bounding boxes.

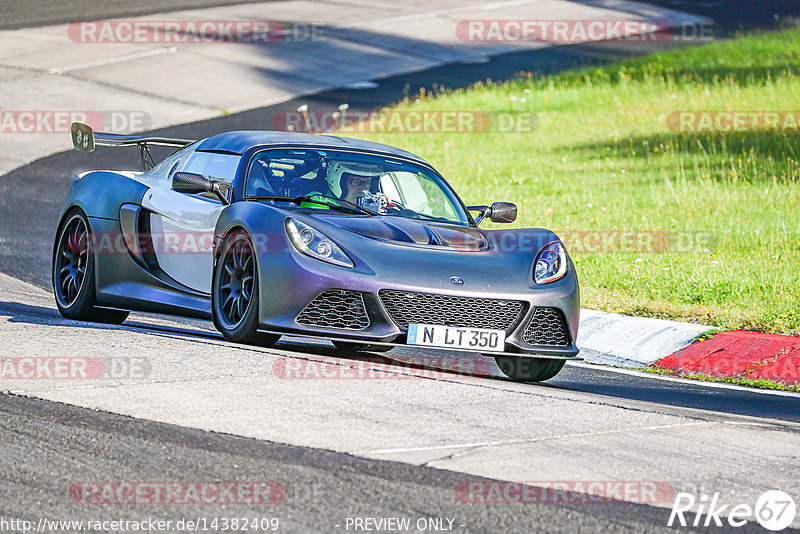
[407,323,506,352]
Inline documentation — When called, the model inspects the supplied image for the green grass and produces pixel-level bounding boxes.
[350,28,800,335]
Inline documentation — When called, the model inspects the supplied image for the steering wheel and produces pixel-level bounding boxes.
[381,196,406,212]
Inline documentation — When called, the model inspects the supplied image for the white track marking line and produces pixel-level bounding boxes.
[362,421,714,455]
[48,47,179,75]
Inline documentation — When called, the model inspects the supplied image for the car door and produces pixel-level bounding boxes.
[142,150,240,294]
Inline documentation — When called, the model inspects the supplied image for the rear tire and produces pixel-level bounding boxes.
[333,341,393,353]
[494,356,566,382]
[212,230,279,347]
[53,209,129,325]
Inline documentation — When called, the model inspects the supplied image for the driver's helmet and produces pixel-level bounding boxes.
[326,162,383,197]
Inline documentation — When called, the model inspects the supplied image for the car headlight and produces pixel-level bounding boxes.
[285,218,354,268]
[534,241,567,284]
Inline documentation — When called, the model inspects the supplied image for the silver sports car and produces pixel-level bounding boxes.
[53,122,580,381]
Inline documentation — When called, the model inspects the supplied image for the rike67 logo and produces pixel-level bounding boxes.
[669,490,797,531]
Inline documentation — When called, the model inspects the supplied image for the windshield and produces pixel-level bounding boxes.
[245,149,470,225]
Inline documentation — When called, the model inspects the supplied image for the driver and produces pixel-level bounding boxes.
[301,162,388,211]
[339,172,375,205]
[324,162,386,210]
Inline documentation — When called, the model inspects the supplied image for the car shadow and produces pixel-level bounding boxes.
[0,300,223,341]
[271,337,504,379]
[544,364,800,423]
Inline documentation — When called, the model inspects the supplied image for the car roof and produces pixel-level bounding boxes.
[196,131,429,164]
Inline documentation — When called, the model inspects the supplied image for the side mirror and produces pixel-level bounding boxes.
[488,202,517,223]
[468,202,517,225]
[173,172,230,205]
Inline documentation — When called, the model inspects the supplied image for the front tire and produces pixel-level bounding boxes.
[212,230,279,347]
[494,356,566,382]
[52,209,129,324]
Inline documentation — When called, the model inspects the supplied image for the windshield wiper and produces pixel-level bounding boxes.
[246,195,375,215]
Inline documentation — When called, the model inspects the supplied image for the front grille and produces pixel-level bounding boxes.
[296,290,370,330]
[378,290,525,332]
[522,307,570,346]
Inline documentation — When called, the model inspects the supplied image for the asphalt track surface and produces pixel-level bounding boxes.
[5,294,800,423]
[3,2,800,533]
[0,394,761,534]
[1,295,799,533]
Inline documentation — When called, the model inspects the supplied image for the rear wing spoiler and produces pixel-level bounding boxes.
[71,122,195,171]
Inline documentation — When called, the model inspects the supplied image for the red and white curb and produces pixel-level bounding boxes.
[652,330,800,385]
[578,310,800,385]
